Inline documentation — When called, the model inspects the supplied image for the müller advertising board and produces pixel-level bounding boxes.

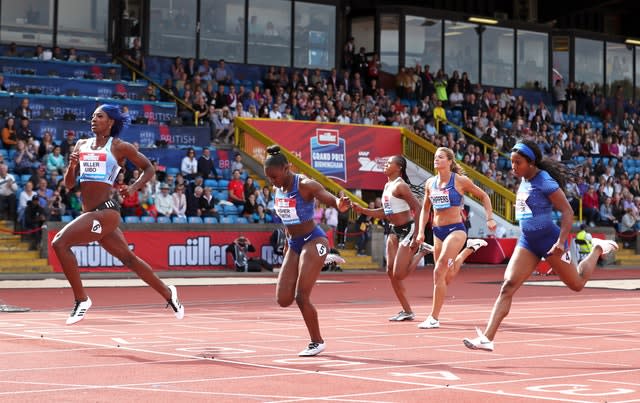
[47,230,282,272]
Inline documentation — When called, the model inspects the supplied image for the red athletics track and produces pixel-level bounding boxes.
[0,267,639,402]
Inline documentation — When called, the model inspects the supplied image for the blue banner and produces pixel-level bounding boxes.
[0,119,210,148]
[2,73,147,99]
[0,56,121,80]
[0,93,176,123]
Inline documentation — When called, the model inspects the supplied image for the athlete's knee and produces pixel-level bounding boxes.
[499,279,519,296]
[52,233,70,252]
[566,281,584,292]
[294,291,310,307]
[277,295,294,307]
[118,252,138,267]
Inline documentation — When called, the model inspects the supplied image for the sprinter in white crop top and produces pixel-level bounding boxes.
[52,104,184,326]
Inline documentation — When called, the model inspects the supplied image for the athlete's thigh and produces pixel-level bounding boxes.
[53,210,120,245]
[545,254,581,289]
[437,231,467,265]
[297,237,328,293]
[503,246,540,286]
[386,234,399,271]
[98,227,136,261]
[277,249,300,299]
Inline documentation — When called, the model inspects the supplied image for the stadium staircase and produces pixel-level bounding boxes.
[336,248,380,270]
[615,248,640,267]
[0,221,52,273]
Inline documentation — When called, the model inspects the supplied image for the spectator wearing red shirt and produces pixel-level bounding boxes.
[228,169,245,207]
[582,185,600,227]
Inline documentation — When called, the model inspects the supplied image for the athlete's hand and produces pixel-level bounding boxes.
[547,241,565,257]
[68,152,79,167]
[486,218,497,232]
[413,233,425,248]
[119,185,134,198]
[336,196,352,212]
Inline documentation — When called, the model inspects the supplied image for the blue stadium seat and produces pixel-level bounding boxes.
[216,179,229,189]
[0,149,7,159]
[166,167,180,176]
[204,179,217,188]
[220,215,236,224]
[203,216,218,224]
[124,216,140,223]
[156,216,171,224]
[188,216,203,224]
[235,216,248,224]
[20,174,31,184]
[140,216,156,223]
[60,215,73,223]
[223,204,240,215]
[172,216,187,223]
[214,190,229,201]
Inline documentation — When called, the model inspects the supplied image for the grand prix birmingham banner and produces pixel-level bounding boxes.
[47,230,282,272]
[242,119,402,190]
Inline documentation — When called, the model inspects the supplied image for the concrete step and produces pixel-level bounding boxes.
[0,265,53,273]
[333,248,380,270]
[0,251,42,260]
[0,243,31,251]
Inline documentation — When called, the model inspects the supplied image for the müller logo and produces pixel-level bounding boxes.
[316,129,339,145]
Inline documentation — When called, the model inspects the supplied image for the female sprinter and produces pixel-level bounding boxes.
[352,155,433,322]
[53,104,184,325]
[415,146,496,329]
[264,145,351,356]
[463,140,617,351]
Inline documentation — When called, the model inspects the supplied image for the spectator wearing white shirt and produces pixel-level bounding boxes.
[155,183,174,217]
[269,104,283,119]
[181,148,198,180]
[0,164,18,220]
[171,183,187,218]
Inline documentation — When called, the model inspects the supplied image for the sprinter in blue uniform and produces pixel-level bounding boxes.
[264,145,351,356]
[53,104,184,325]
[463,139,618,352]
[415,147,496,329]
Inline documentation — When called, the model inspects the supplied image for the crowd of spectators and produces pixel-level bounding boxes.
[2,40,640,247]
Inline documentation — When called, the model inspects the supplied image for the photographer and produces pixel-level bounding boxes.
[24,195,45,249]
[226,235,273,272]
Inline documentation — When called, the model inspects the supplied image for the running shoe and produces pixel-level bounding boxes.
[591,238,619,255]
[419,242,434,254]
[467,238,488,252]
[325,253,346,265]
[167,285,184,320]
[66,297,92,325]
[463,327,494,351]
[298,342,326,356]
[388,311,416,321]
[417,315,440,329]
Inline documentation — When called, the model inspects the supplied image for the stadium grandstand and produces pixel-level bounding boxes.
[1,0,640,273]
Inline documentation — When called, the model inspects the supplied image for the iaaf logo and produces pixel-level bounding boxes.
[316,129,339,145]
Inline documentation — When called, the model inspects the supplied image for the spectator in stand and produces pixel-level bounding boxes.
[171,56,185,81]
[566,81,578,116]
[619,208,638,248]
[198,186,220,221]
[231,153,244,173]
[47,145,65,175]
[185,184,203,217]
[0,164,18,220]
[243,192,258,218]
[155,183,173,217]
[124,37,145,72]
[1,116,17,149]
[37,131,55,161]
[171,182,187,218]
[599,196,618,227]
[5,42,17,57]
[227,169,245,207]
[180,148,198,181]
[252,204,273,223]
[213,59,232,85]
[13,139,38,175]
[60,131,76,160]
[120,178,142,217]
[14,98,32,120]
[191,93,209,125]
[197,148,219,179]
[582,185,600,227]
[243,176,257,201]
[16,117,34,142]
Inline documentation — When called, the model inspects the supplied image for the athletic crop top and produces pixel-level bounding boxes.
[78,137,120,185]
[429,173,464,210]
[382,177,410,215]
[515,170,559,232]
[274,174,315,226]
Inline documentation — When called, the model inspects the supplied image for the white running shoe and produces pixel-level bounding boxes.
[388,311,416,321]
[419,242,434,254]
[417,315,440,329]
[324,253,346,265]
[467,238,488,252]
[167,285,184,320]
[591,238,619,255]
[463,327,494,351]
[298,342,325,356]
[66,297,92,325]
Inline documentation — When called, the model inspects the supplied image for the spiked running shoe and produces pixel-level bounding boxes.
[418,315,440,329]
[467,238,488,252]
[324,253,346,265]
[388,311,416,321]
[463,327,494,352]
[66,297,92,325]
[167,285,184,319]
[590,238,618,255]
[299,342,326,356]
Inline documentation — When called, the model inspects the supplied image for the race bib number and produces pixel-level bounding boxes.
[275,196,301,225]
[430,188,451,209]
[79,151,108,181]
[515,189,533,220]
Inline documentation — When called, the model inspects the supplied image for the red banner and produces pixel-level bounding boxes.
[47,230,281,272]
[242,119,402,190]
